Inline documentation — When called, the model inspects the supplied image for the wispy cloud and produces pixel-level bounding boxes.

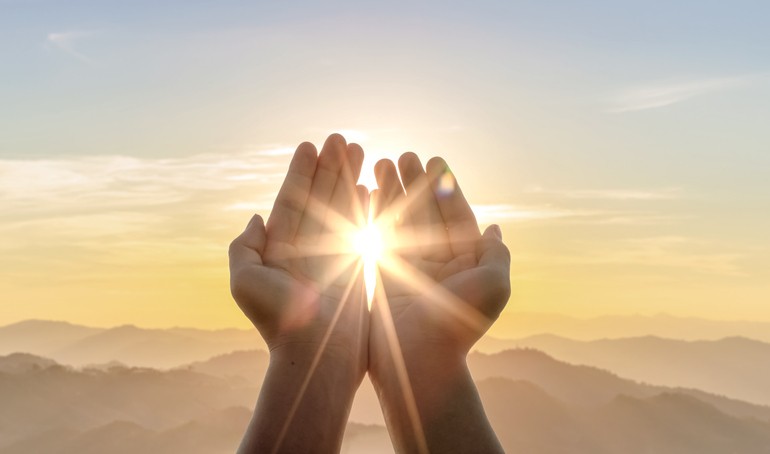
[47,30,94,63]
[607,75,756,113]
[526,186,683,201]
[0,148,292,259]
[471,204,575,224]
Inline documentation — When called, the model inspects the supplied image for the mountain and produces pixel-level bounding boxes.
[0,406,390,454]
[468,349,770,423]
[489,312,770,342]
[3,350,770,453]
[479,378,770,454]
[480,334,770,406]
[5,315,770,369]
[0,320,100,356]
[0,320,264,369]
[183,348,770,426]
[0,353,58,374]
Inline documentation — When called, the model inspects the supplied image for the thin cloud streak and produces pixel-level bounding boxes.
[47,31,94,63]
[471,204,575,224]
[0,149,291,256]
[526,187,683,201]
[607,75,756,113]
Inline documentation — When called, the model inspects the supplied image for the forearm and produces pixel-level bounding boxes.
[371,348,503,454]
[238,343,363,454]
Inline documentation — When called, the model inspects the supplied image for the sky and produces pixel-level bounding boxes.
[1,0,769,329]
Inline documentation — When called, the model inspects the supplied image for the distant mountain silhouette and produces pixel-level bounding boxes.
[5,317,770,370]
[481,334,770,405]
[0,320,100,356]
[468,348,770,423]
[479,378,770,454]
[3,351,770,453]
[489,312,770,342]
[0,320,264,368]
[0,352,57,374]
[0,405,389,454]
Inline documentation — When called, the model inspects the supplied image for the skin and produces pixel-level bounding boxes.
[229,135,510,453]
[229,134,369,454]
[369,153,511,453]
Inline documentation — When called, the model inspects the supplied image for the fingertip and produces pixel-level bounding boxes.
[398,151,421,170]
[374,159,397,188]
[291,143,318,177]
[325,133,348,148]
[484,224,503,240]
[426,156,448,177]
[347,143,364,161]
[295,141,317,156]
[248,213,265,227]
[346,144,365,180]
[374,158,394,175]
[398,152,425,187]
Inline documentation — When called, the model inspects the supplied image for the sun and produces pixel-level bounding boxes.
[352,222,385,304]
[352,222,384,264]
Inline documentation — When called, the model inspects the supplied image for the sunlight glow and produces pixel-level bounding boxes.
[353,222,385,305]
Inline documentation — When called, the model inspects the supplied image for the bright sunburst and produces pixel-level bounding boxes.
[352,221,385,304]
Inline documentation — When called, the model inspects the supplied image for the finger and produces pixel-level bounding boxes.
[296,134,347,243]
[229,214,267,270]
[426,157,481,257]
[348,143,365,183]
[374,159,405,221]
[230,215,269,306]
[265,143,317,244]
[374,159,415,258]
[355,184,369,227]
[398,152,452,261]
[370,189,383,218]
[476,225,512,317]
[478,224,510,270]
[329,142,364,223]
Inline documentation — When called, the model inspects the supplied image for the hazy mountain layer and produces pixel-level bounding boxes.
[489,312,770,342]
[483,334,770,406]
[3,351,770,454]
[5,316,770,369]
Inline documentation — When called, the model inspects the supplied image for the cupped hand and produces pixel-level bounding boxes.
[229,134,369,373]
[370,153,511,364]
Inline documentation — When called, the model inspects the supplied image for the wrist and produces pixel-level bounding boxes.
[270,340,366,386]
[370,342,467,393]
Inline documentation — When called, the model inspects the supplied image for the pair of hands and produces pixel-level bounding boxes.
[229,134,510,453]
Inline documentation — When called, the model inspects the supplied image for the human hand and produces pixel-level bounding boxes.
[368,152,510,453]
[370,152,511,364]
[229,134,369,368]
[229,134,369,453]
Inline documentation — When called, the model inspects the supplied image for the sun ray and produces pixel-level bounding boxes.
[271,261,364,454]
[379,254,489,334]
[373,269,429,454]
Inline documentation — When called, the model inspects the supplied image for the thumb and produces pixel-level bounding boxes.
[478,224,510,270]
[229,214,267,268]
[470,224,511,319]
